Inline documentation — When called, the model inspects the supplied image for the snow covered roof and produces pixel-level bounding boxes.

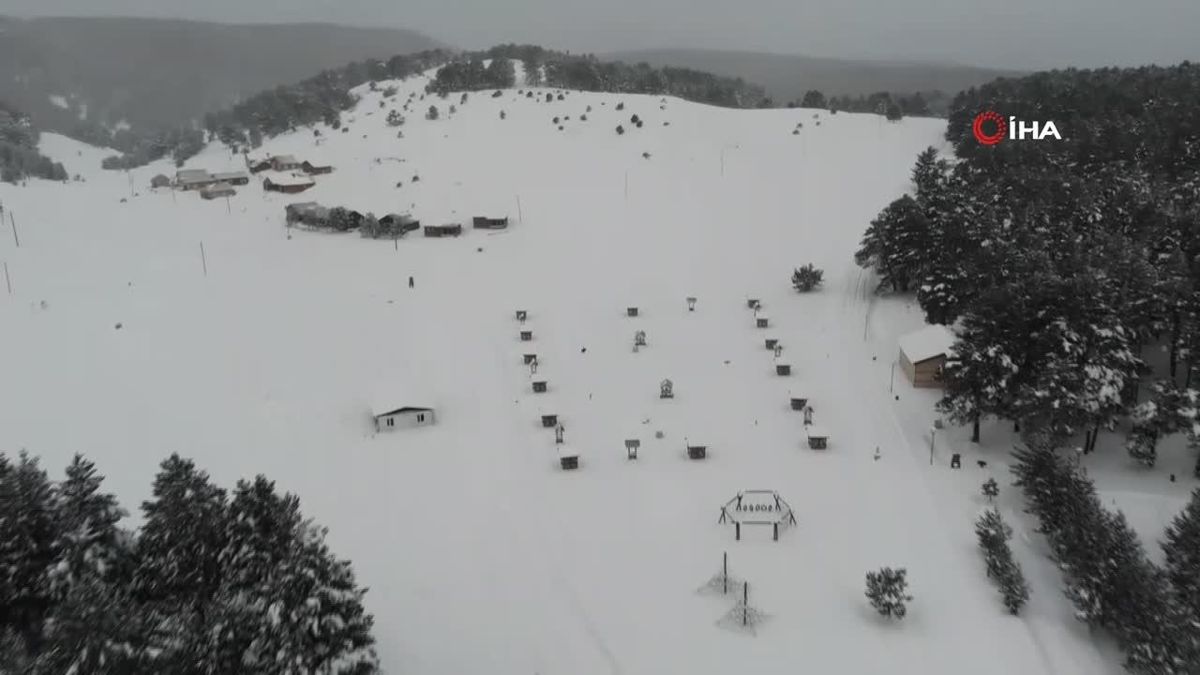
[265,173,316,187]
[898,324,956,364]
[805,426,830,439]
[176,168,210,181]
[201,182,236,195]
[272,154,299,164]
[557,445,579,459]
[212,171,247,181]
[371,400,434,418]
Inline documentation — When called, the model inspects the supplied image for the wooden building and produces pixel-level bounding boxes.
[898,324,956,388]
[301,160,334,175]
[372,398,436,432]
[776,363,792,376]
[472,216,509,229]
[176,169,215,191]
[627,307,639,317]
[270,155,301,171]
[200,182,236,200]
[625,439,640,459]
[558,445,580,470]
[756,315,770,328]
[380,214,420,234]
[423,224,463,237]
[806,426,829,450]
[687,444,708,460]
[212,171,249,186]
[263,174,316,194]
[790,396,809,411]
[541,414,558,428]
[532,380,547,393]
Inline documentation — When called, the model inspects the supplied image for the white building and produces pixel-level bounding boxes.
[372,398,436,432]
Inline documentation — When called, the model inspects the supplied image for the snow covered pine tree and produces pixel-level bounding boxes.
[864,567,912,619]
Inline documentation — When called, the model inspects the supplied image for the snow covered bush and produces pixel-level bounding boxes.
[981,478,999,502]
[864,567,911,619]
[791,264,824,292]
[426,105,439,121]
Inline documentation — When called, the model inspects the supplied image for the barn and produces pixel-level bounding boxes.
[898,324,957,388]
[472,216,509,229]
[212,171,250,186]
[175,169,215,191]
[200,182,236,200]
[372,399,437,432]
[302,160,334,175]
[423,224,463,237]
[270,155,301,171]
[263,174,316,194]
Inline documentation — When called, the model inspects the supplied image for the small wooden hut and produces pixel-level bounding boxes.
[627,307,639,317]
[523,353,538,365]
[532,380,548,393]
[559,446,580,470]
[790,396,809,411]
[806,426,829,450]
[756,315,770,329]
[687,444,708,460]
[765,338,779,350]
[520,329,533,342]
[776,364,792,376]
[541,414,558,428]
[625,439,640,460]
[515,310,528,322]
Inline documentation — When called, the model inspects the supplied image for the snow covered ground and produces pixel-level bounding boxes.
[1,67,1183,674]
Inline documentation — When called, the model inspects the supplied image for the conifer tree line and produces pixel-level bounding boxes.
[98,49,453,171]
[0,451,378,674]
[0,101,68,183]
[855,63,1200,462]
[1011,439,1200,674]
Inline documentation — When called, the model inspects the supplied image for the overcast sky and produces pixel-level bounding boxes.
[2,0,1197,70]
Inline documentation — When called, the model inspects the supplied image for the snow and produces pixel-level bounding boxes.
[0,66,1164,675]
[48,94,69,110]
[898,323,957,364]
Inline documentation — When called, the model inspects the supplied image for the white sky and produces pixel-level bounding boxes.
[2,0,1198,70]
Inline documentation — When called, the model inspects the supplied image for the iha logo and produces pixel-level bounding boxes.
[972,111,1061,145]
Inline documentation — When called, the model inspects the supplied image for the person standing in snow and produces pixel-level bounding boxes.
[408,275,414,288]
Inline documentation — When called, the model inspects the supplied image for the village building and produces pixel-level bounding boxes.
[898,324,957,388]
[247,156,273,173]
[150,174,171,189]
[175,169,215,191]
[372,399,436,432]
[301,160,334,175]
[423,224,463,237]
[263,174,316,194]
[212,171,250,186]
[200,182,237,200]
[270,155,301,171]
[472,216,509,229]
[285,202,329,225]
[380,214,420,234]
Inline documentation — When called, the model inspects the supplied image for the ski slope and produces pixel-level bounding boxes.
[0,69,1136,674]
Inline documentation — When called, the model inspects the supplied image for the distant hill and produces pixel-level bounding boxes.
[0,16,444,135]
[607,48,1022,110]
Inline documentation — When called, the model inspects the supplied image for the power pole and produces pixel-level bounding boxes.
[10,212,19,248]
[199,242,208,277]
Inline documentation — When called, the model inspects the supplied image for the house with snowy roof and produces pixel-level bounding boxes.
[898,324,957,388]
[371,396,436,432]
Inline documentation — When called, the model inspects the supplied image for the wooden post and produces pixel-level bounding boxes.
[773,522,779,541]
[3,261,10,294]
[723,552,728,594]
[743,582,749,626]
[517,195,524,223]
[200,242,208,277]
[735,522,741,541]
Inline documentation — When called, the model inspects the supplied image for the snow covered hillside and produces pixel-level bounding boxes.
[0,68,1149,674]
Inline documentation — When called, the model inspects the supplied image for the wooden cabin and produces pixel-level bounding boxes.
[756,315,770,328]
[301,160,334,175]
[687,444,708,460]
[523,353,538,365]
[541,414,558,428]
[532,380,547,393]
[558,446,580,470]
[520,330,533,342]
[200,182,236,200]
[515,310,528,322]
[423,224,463,237]
[898,324,956,388]
[472,216,509,229]
[790,396,809,411]
[263,174,315,194]
[806,426,830,450]
[746,298,761,309]
[765,338,779,350]
[625,439,640,460]
[627,307,639,317]
[776,364,792,376]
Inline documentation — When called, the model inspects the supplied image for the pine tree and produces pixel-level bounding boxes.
[791,264,824,292]
[0,452,61,654]
[207,477,379,674]
[864,567,912,619]
[856,195,931,293]
[46,455,131,603]
[32,576,154,674]
[1163,488,1200,620]
[974,509,1030,614]
[800,90,826,108]
[910,147,947,204]
[136,455,229,623]
[981,478,999,502]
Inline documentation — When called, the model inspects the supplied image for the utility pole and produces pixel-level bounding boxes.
[3,262,10,294]
[199,242,208,277]
[10,212,20,248]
